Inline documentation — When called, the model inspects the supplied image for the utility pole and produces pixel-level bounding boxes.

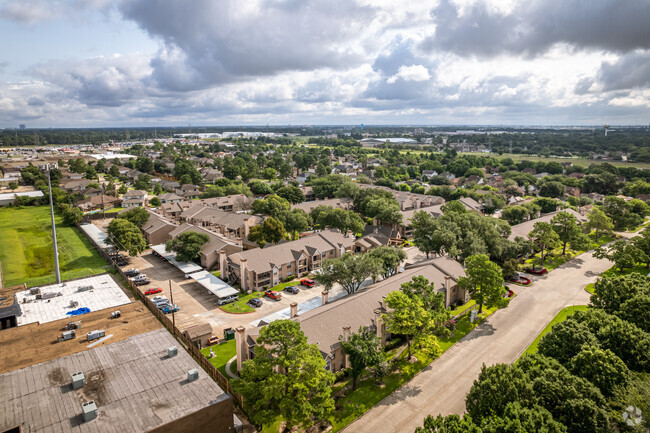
[169,279,175,329]
[46,164,61,284]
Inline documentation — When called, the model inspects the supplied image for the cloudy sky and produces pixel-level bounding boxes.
[1,0,649,127]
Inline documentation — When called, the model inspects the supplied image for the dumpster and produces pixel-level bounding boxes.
[224,328,235,340]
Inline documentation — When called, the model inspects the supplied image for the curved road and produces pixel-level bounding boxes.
[342,250,613,433]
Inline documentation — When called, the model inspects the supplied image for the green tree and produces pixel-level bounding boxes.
[109,165,120,178]
[315,253,382,295]
[570,345,629,397]
[458,254,508,314]
[252,194,291,218]
[165,231,210,262]
[278,209,311,239]
[275,185,305,204]
[247,217,286,247]
[118,206,150,227]
[365,196,403,224]
[153,183,163,195]
[415,414,482,433]
[528,222,559,267]
[149,197,161,207]
[262,167,277,180]
[368,246,407,278]
[7,181,18,190]
[118,185,127,194]
[316,208,364,234]
[107,218,147,256]
[551,211,589,255]
[340,327,383,390]
[383,290,434,360]
[61,205,83,226]
[537,320,601,364]
[619,293,650,333]
[410,210,438,258]
[539,180,566,198]
[593,240,639,272]
[135,156,153,173]
[589,273,650,314]
[232,320,334,431]
[585,207,614,241]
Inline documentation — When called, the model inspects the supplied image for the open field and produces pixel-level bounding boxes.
[0,206,110,287]
[454,152,650,169]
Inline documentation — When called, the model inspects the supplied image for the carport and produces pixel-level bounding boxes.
[189,270,239,301]
[150,244,203,275]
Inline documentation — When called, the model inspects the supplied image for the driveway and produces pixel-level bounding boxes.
[342,250,613,433]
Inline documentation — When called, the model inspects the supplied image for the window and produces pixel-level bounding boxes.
[273,268,277,274]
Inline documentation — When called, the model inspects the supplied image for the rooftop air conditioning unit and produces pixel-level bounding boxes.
[187,369,199,382]
[168,346,178,358]
[71,371,86,389]
[82,401,98,422]
[61,330,76,341]
[87,330,105,341]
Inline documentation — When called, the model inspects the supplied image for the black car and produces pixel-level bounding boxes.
[124,268,140,277]
[116,259,128,266]
[284,286,299,294]
[248,298,263,307]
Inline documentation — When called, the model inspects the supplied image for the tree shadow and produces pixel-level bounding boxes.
[461,321,496,342]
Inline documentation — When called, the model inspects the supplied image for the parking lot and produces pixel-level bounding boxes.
[120,250,332,338]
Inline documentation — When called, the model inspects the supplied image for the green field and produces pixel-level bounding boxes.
[522,305,589,357]
[0,206,110,287]
[200,340,236,377]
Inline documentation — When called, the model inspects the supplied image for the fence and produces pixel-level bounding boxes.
[77,223,244,410]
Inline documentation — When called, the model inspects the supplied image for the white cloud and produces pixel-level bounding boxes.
[386,65,431,83]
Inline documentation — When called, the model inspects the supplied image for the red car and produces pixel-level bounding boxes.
[300,279,315,287]
[264,290,282,300]
[145,288,162,295]
[524,267,548,275]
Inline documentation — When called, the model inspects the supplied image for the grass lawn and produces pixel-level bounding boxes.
[0,206,110,287]
[521,305,589,357]
[328,305,498,432]
[200,339,236,377]
[103,207,125,214]
[601,264,649,278]
[211,270,221,278]
[585,283,595,294]
[449,299,476,316]
[523,232,614,273]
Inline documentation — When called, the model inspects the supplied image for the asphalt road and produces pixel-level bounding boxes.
[342,250,613,433]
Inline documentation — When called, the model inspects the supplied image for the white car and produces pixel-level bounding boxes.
[131,274,147,282]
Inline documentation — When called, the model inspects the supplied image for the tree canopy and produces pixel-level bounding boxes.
[165,231,209,262]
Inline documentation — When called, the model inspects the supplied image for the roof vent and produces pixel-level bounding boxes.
[82,401,98,422]
[71,371,85,389]
[87,330,105,341]
[168,346,178,358]
[187,369,199,382]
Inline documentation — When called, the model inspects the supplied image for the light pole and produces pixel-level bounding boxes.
[46,164,61,284]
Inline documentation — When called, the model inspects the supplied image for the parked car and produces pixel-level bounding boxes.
[116,259,128,266]
[300,279,315,288]
[144,288,162,295]
[217,294,239,306]
[208,336,220,346]
[124,268,140,277]
[248,297,263,307]
[134,279,151,286]
[162,304,179,314]
[264,290,282,300]
[131,274,147,282]
[524,267,548,275]
[152,295,167,302]
[155,300,170,309]
[284,286,299,294]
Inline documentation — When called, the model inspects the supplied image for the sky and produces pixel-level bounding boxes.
[1,0,649,128]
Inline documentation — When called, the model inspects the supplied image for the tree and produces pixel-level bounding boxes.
[107,218,147,256]
[537,320,601,364]
[415,414,482,433]
[632,229,650,267]
[589,273,650,314]
[232,320,334,431]
[118,185,127,194]
[316,208,364,234]
[539,180,566,198]
[365,196,403,224]
[277,209,310,239]
[480,192,506,215]
[340,327,383,390]
[315,253,382,295]
[602,196,644,231]
[135,156,153,173]
[400,275,451,328]
[458,254,507,314]
[585,207,613,241]
[480,402,567,433]
[383,290,433,360]
[149,197,161,207]
[109,165,120,178]
[61,205,83,226]
[570,345,629,397]
[165,231,209,262]
[619,293,650,333]
[410,210,438,258]
[551,211,586,255]
[247,217,286,247]
[84,166,97,180]
[262,167,277,180]
[153,183,163,195]
[593,240,639,272]
[252,194,290,218]
[7,181,18,190]
[275,185,305,204]
[501,258,519,280]
[118,206,150,227]
[528,222,559,267]
[368,246,407,279]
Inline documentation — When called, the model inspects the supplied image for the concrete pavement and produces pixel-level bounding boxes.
[342,250,613,433]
